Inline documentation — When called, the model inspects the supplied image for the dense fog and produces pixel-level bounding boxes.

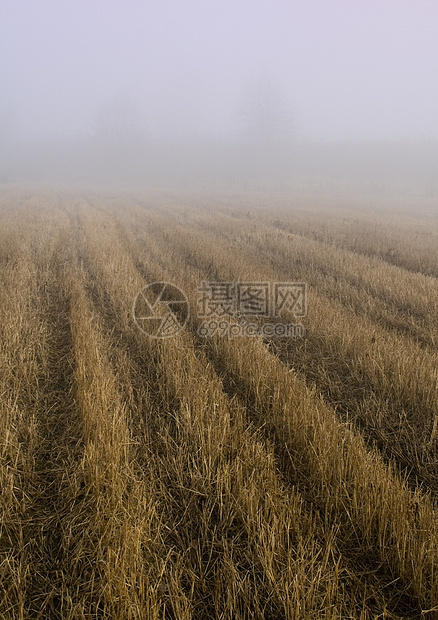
[1,1,437,191]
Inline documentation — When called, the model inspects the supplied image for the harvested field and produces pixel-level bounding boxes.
[0,186,437,619]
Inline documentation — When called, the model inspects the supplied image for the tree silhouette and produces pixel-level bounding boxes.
[94,93,144,150]
[238,74,294,146]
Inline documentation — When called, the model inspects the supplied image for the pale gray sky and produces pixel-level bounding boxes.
[1,0,438,141]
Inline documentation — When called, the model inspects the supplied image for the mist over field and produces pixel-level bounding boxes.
[1,0,437,191]
[2,4,438,616]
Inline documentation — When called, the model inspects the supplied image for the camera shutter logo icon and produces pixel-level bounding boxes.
[133,282,189,338]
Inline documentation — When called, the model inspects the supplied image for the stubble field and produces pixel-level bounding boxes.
[0,186,437,619]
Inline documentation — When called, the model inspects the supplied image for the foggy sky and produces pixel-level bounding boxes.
[1,0,438,142]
